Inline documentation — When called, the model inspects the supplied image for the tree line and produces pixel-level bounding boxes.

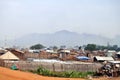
[30,44,120,52]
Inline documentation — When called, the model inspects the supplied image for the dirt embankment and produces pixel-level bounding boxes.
[0,67,120,80]
[0,67,83,80]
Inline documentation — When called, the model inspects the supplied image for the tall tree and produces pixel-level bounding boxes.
[53,46,58,51]
[85,44,96,51]
[30,44,45,49]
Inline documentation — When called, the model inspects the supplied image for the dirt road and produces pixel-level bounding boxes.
[0,67,83,80]
[0,67,120,80]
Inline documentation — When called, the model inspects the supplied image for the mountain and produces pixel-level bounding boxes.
[9,30,119,47]
[111,35,120,45]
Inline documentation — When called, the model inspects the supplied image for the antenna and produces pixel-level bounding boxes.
[107,42,110,47]
[4,36,7,48]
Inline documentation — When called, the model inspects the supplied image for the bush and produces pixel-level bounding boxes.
[37,67,51,76]
[31,66,94,78]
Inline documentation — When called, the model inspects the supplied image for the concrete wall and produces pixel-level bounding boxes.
[1,61,102,72]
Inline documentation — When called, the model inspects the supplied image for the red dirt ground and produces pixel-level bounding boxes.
[0,67,120,80]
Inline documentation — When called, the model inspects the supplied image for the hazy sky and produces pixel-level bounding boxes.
[0,0,120,40]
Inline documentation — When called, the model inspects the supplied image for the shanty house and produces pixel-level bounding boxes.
[58,49,70,60]
[105,50,116,57]
[0,51,19,61]
[93,56,114,62]
[116,51,120,58]
[8,49,25,60]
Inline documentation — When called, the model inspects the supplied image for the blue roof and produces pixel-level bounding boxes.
[76,56,89,60]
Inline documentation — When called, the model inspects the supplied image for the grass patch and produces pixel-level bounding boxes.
[29,66,94,78]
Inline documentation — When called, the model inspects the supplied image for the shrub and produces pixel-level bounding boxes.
[32,67,94,78]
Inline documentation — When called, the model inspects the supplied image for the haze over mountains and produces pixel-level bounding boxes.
[0,0,120,48]
[7,30,119,47]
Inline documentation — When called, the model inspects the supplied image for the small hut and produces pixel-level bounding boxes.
[0,51,19,61]
[93,56,114,62]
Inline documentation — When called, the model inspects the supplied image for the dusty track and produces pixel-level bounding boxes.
[0,67,120,80]
[0,67,83,80]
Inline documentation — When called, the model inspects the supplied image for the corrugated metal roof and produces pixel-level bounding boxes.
[61,50,70,53]
[108,50,116,53]
[46,50,57,53]
[94,56,114,61]
[116,51,120,55]
[108,61,120,64]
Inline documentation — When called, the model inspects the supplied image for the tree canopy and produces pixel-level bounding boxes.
[53,46,58,50]
[85,44,96,51]
[30,44,45,49]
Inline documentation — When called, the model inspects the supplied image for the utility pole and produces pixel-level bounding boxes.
[4,36,7,48]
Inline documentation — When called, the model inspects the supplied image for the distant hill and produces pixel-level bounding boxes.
[10,30,120,47]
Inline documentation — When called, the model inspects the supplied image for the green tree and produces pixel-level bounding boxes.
[96,45,107,50]
[30,44,45,49]
[85,44,96,51]
[53,46,58,51]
